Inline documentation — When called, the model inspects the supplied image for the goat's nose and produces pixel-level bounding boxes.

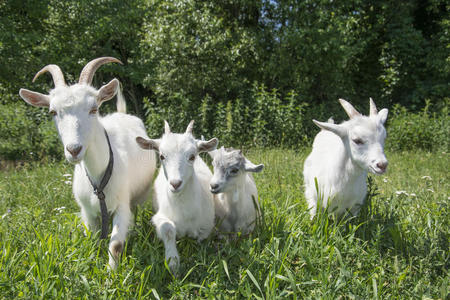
[376,161,388,172]
[210,183,219,190]
[170,179,182,190]
[66,144,82,157]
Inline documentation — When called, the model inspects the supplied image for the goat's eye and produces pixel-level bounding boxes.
[89,107,98,115]
[353,138,364,145]
[49,110,57,116]
[189,154,195,162]
[159,154,165,161]
[230,168,239,175]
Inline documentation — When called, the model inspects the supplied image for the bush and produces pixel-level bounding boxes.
[386,99,449,152]
[142,83,309,148]
[1,93,448,161]
[0,103,61,161]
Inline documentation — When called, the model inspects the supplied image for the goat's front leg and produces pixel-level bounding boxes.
[108,201,131,270]
[80,206,99,235]
[152,214,179,274]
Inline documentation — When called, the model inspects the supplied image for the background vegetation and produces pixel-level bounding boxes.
[0,0,448,159]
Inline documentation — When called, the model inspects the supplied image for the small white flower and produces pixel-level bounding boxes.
[53,206,66,214]
[395,190,408,196]
[421,176,432,180]
[64,180,72,185]
[383,178,388,183]
[2,209,11,219]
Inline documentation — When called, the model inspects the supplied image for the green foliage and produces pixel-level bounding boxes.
[142,83,309,148]
[0,0,448,158]
[0,102,61,161]
[0,150,448,298]
[138,0,260,103]
[386,99,449,152]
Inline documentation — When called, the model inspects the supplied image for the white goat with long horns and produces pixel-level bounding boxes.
[303,98,388,218]
[136,120,218,274]
[19,57,156,269]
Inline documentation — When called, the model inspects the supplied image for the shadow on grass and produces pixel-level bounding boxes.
[309,176,416,260]
[347,177,415,259]
[129,197,291,295]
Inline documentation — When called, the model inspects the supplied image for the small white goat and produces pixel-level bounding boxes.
[19,57,156,269]
[136,120,218,274]
[303,98,388,218]
[209,147,263,235]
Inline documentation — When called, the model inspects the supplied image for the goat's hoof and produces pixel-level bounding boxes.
[167,255,180,276]
[110,240,124,257]
[108,240,123,270]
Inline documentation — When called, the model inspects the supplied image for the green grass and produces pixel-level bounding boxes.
[0,149,448,299]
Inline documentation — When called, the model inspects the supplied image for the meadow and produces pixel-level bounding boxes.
[0,149,448,299]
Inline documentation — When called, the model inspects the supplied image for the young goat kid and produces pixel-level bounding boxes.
[209,147,263,235]
[19,57,156,269]
[303,98,388,218]
[136,121,217,274]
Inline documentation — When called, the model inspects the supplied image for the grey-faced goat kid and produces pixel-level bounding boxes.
[209,147,264,235]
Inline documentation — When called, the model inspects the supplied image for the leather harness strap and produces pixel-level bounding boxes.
[85,129,114,239]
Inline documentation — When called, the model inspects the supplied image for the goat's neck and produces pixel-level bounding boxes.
[223,177,245,205]
[339,147,367,184]
[82,121,110,183]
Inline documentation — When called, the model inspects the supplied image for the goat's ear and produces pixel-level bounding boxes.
[339,98,361,119]
[377,108,388,125]
[313,119,347,137]
[19,88,50,107]
[136,136,160,151]
[197,138,218,153]
[97,78,119,105]
[244,159,264,173]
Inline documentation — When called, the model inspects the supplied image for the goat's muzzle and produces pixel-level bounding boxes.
[66,143,82,158]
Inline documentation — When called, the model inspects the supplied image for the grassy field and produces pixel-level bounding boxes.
[0,149,448,299]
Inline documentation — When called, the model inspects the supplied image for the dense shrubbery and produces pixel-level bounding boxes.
[142,88,449,152]
[0,103,61,161]
[0,0,448,159]
[1,86,447,161]
[143,83,309,148]
[386,100,449,153]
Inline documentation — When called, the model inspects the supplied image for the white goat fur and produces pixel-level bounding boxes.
[209,147,263,235]
[136,120,218,273]
[19,58,156,269]
[303,98,388,218]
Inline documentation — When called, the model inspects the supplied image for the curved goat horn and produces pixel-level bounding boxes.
[79,57,123,85]
[164,120,171,134]
[338,98,361,119]
[32,65,66,87]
